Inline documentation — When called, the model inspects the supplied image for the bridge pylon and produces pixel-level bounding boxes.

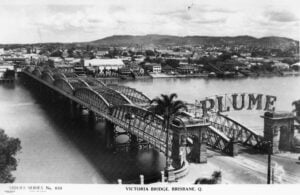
[176,122,210,164]
[262,111,295,153]
[187,126,208,164]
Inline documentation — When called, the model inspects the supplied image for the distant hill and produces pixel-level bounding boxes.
[88,34,299,49]
[0,34,298,50]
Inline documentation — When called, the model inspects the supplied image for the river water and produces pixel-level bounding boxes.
[0,76,299,183]
[123,76,300,132]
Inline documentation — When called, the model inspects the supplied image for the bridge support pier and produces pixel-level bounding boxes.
[43,88,50,101]
[49,90,56,104]
[56,94,66,105]
[88,111,96,129]
[105,120,115,149]
[130,134,139,153]
[77,104,83,116]
[69,100,77,118]
[228,139,239,157]
[36,82,42,96]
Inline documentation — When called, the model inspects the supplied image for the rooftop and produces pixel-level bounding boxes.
[84,59,125,67]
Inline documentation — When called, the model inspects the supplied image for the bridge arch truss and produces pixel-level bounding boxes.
[93,86,133,106]
[80,77,106,87]
[53,78,74,95]
[108,84,150,105]
[110,104,172,156]
[208,113,263,147]
[41,72,55,84]
[67,78,90,90]
[53,72,67,80]
[74,87,110,115]
[32,68,42,77]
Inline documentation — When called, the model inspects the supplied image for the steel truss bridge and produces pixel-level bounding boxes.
[206,113,263,153]
[23,65,265,161]
[25,66,176,158]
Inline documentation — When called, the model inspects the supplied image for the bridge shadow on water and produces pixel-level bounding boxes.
[21,81,164,184]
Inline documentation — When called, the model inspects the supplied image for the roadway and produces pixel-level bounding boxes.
[180,147,300,184]
[211,152,300,184]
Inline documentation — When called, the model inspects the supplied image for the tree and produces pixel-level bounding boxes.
[148,93,187,172]
[0,129,21,183]
[218,52,232,61]
[67,47,75,57]
[165,59,179,68]
[50,50,63,57]
[145,50,155,56]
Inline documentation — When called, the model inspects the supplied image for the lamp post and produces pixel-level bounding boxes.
[267,140,272,184]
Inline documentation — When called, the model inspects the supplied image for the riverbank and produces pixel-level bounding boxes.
[92,71,300,82]
[149,71,300,79]
[149,73,208,78]
[96,75,152,84]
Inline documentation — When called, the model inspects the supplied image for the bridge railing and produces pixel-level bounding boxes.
[206,125,231,154]
[208,112,263,147]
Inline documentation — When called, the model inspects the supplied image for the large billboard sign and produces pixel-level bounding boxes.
[197,93,277,116]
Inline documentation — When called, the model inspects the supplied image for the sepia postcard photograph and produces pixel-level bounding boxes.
[0,0,300,194]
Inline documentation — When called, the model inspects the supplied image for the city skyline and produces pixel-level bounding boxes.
[0,0,299,44]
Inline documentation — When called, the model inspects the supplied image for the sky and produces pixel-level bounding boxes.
[0,0,299,43]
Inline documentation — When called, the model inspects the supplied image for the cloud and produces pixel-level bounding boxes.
[109,5,126,13]
[156,5,233,24]
[46,5,90,13]
[87,18,102,24]
[173,12,193,21]
[208,8,236,13]
[265,10,299,22]
[33,9,103,35]
[193,18,227,24]
[195,6,236,14]
[0,0,300,43]
[157,6,235,17]
[156,9,191,20]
